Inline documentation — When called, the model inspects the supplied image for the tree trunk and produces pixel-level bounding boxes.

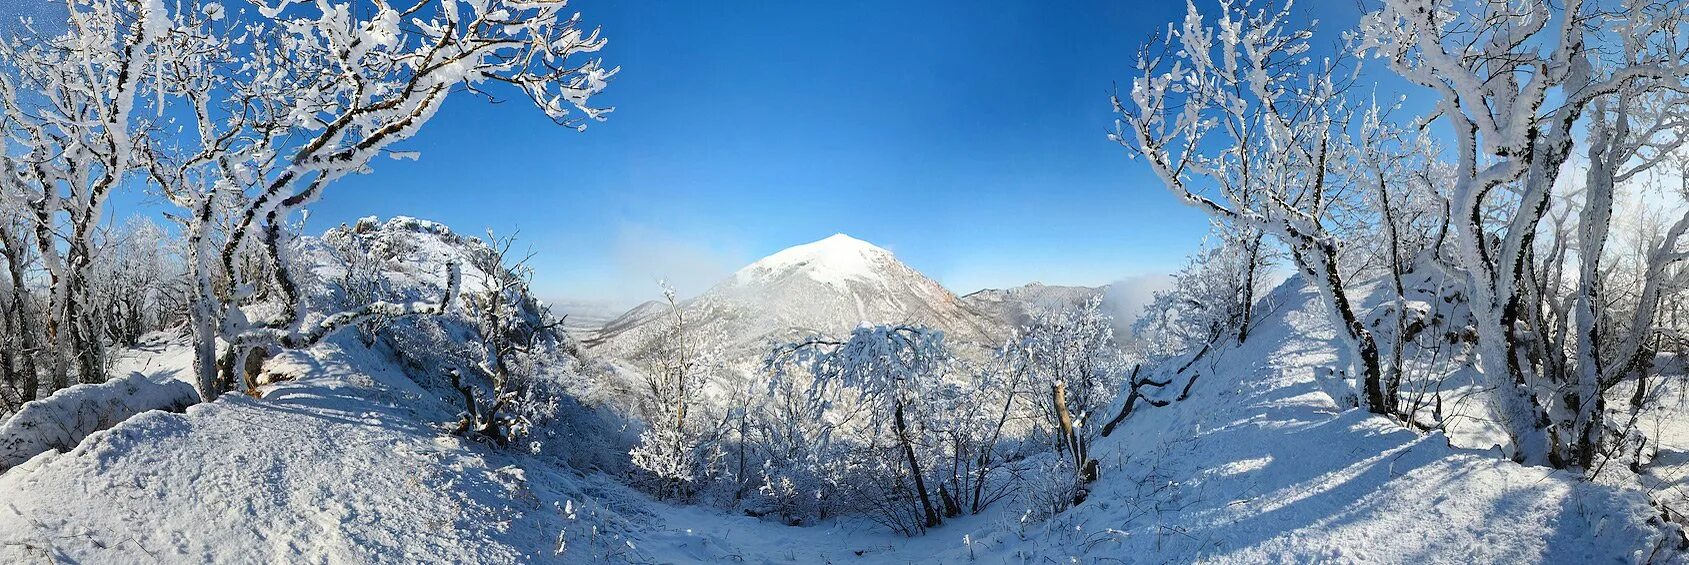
[0,230,37,402]
[1051,380,1097,500]
[895,400,941,529]
[1453,189,1549,465]
[242,346,269,395]
[1312,241,1388,415]
[187,217,223,402]
[448,369,479,435]
[1052,382,1078,466]
[1238,230,1262,344]
[1378,171,1408,413]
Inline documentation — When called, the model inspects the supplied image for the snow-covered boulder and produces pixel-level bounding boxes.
[0,373,198,471]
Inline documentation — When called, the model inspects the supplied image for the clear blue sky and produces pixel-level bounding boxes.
[48,1,1371,307]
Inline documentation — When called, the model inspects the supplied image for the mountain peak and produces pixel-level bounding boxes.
[593,231,1001,360]
[735,233,894,288]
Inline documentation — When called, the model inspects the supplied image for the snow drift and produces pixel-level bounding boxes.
[0,372,197,471]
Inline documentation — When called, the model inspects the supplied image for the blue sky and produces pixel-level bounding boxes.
[322,0,1220,306]
[70,0,1369,307]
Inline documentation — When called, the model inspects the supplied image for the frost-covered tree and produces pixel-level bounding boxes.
[935,338,1033,516]
[755,342,870,523]
[834,325,950,531]
[1358,0,1689,466]
[0,3,148,388]
[1,0,614,402]
[1134,229,1278,360]
[0,209,39,408]
[1114,0,1392,415]
[451,232,561,447]
[769,324,951,534]
[1118,0,1689,471]
[629,282,716,499]
[86,219,186,348]
[1020,296,1127,507]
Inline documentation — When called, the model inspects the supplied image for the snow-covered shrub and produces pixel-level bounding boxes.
[627,283,722,500]
[1021,297,1130,509]
[748,324,962,534]
[0,373,197,470]
[630,425,699,492]
[322,219,407,347]
[1010,451,1082,525]
[444,232,564,446]
[743,351,865,523]
[927,351,1036,517]
[1133,232,1275,362]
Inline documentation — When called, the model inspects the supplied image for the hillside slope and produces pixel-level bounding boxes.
[988,280,1682,562]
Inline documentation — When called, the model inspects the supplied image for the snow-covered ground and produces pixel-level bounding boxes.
[0,336,634,562]
[0,278,1677,563]
[1635,377,1689,536]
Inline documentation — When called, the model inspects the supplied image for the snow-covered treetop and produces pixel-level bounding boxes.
[732,233,896,288]
[766,323,948,409]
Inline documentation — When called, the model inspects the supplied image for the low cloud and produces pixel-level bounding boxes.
[1103,272,1174,328]
[605,224,747,304]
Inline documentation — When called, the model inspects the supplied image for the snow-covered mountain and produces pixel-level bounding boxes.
[585,234,1004,368]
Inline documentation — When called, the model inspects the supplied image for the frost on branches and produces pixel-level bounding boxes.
[1019,296,1130,508]
[1113,0,1392,416]
[629,282,717,499]
[1356,0,1689,466]
[1120,0,1689,473]
[0,0,614,403]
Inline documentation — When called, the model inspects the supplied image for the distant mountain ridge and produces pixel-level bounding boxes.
[959,282,1108,329]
